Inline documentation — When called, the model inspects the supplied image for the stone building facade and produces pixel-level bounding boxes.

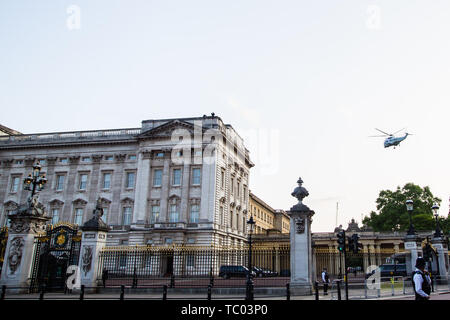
[249,192,290,234]
[0,115,254,247]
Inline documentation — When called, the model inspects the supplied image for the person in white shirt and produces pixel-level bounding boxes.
[412,257,431,300]
[321,268,330,295]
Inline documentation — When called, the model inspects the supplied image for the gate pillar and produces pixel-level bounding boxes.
[0,209,50,292]
[431,236,449,282]
[287,177,315,295]
[404,234,423,276]
[78,198,109,291]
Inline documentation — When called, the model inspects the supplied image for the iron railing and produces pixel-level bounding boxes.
[97,245,290,288]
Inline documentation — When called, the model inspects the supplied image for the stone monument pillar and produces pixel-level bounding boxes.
[431,235,449,282]
[0,197,50,292]
[287,177,315,295]
[78,198,109,292]
[404,234,423,276]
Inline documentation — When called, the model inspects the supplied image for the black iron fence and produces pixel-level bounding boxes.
[97,245,290,288]
[314,248,407,279]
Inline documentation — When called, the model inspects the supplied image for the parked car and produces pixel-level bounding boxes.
[261,269,278,277]
[252,267,264,277]
[219,265,256,279]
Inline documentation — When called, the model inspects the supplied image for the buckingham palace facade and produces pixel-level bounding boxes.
[0,115,254,247]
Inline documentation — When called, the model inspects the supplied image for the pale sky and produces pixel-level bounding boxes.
[1,1,449,232]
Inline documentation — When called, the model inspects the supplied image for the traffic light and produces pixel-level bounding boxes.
[351,233,360,254]
[337,230,346,252]
[348,235,355,253]
[423,243,432,261]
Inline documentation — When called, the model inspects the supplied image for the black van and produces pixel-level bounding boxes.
[366,264,407,278]
[219,265,255,279]
[379,264,407,277]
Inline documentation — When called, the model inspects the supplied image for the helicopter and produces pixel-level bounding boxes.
[370,128,412,149]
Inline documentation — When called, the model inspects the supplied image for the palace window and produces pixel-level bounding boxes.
[74,208,84,225]
[51,208,60,224]
[220,169,225,189]
[192,168,201,185]
[169,204,179,223]
[55,174,65,191]
[151,205,160,223]
[10,176,20,192]
[101,207,108,223]
[102,172,112,189]
[125,172,136,189]
[189,204,199,223]
[172,168,181,186]
[122,207,132,225]
[79,174,88,190]
[153,169,162,187]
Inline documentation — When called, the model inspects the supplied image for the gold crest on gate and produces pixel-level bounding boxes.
[56,232,67,247]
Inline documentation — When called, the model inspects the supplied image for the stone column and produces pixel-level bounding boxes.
[431,236,449,282]
[0,210,49,293]
[180,162,191,224]
[362,243,369,274]
[287,177,314,295]
[327,245,334,275]
[404,234,423,275]
[375,244,382,266]
[368,244,375,267]
[78,199,109,291]
[132,151,151,226]
[159,157,171,222]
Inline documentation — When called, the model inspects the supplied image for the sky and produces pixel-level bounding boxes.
[1,1,449,232]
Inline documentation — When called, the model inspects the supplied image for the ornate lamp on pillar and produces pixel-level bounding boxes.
[287,177,315,295]
[0,162,50,293]
[432,203,442,238]
[405,199,415,236]
[430,203,449,282]
[403,199,422,276]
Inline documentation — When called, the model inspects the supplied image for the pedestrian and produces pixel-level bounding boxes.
[412,257,431,300]
[102,269,108,288]
[322,268,330,295]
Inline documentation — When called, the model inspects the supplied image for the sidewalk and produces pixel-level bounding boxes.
[1,288,449,301]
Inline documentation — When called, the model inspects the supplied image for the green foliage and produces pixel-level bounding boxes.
[363,183,443,233]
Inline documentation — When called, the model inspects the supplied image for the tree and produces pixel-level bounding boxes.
[362,183,442,232]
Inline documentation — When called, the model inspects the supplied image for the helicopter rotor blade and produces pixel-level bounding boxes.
[375,128,391,136]
[368,135,388,137]
[393,128,406,135]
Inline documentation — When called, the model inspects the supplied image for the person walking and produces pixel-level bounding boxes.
[322,268,330,295]
[412,257,431,300]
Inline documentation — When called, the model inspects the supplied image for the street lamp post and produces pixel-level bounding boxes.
[432,203,442,238]
[405,199,415,235]
[23,162,47,199]
[246,215,255,300]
